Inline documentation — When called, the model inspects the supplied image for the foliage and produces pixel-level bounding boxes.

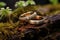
[15,0,36,7]
[0,2,6,8]
[26,0,35,6]
[50,0,58,5]
[0,0,60,40]
[0,7,12,19]
[15,1,27,7]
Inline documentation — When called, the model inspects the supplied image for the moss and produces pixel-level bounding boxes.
[0,4,60,40]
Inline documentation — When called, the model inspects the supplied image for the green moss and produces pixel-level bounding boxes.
[0,4,60,40]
